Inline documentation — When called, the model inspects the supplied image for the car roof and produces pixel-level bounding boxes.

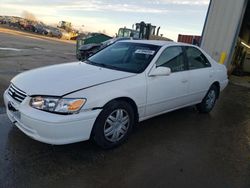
[119,40,197,48]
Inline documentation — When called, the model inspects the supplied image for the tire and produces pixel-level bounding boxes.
[92,101,135,149]
[197,85,218,113]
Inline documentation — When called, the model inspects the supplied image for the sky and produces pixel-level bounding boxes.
[0,0,210,40]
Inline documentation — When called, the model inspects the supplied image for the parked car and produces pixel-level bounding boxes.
[51,28,62,38]
[76,37,132,60]
[0,16,7,24]
[24,24,35,32]
[49,27,62,38]
[3,40,228,148]
[8,21,21,28]
[40,26,61,38]
[42,26,52,35]
[34,24,48,35]
[0,20,6,24]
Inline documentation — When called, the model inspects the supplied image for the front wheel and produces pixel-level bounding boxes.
[197,85,218,113]
[92,101,135,149]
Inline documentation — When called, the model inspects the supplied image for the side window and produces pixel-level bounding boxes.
[156,46,185,73]
[186,47,211,70]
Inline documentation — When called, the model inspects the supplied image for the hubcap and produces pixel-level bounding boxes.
[104,109,130,142]
[206,90,216,109]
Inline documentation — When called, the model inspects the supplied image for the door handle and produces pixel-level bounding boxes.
[181,79,188,83]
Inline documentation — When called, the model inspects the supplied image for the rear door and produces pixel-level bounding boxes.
[184,46,213,103]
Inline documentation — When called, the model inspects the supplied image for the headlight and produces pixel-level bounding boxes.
[30,96,86,114]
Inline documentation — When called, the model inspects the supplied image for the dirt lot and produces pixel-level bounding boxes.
[0,84,250,188]
[0,27,76,106]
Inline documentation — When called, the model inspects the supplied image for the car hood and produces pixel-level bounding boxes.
[11,62,135,96]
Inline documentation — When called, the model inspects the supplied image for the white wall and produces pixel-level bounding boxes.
[201,0,247,67]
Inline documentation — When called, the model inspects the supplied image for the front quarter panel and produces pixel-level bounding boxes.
[65,73,147,120]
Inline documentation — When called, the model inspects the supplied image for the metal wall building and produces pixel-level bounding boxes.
[201,0,248,69]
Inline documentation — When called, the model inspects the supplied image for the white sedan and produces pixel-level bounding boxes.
[3,40,228,148]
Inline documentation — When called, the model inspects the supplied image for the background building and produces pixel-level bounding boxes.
[201,0,250,74]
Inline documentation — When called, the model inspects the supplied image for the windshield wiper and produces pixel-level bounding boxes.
[85,60,134,72]
[95,63,109,68]
[85,59,95,65]
[85,60,113,69]
[85,59,105,66]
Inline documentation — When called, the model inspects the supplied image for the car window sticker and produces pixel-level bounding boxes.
[135,49,155,55]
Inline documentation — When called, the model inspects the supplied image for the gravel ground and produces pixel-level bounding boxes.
[0,27,250,188]
[0,27,76,106]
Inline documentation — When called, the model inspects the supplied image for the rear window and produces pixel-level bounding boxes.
[185,47,211,69]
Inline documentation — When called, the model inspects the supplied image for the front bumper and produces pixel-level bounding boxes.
[3,90,101,145]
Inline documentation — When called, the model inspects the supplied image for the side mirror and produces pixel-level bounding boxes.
[149,67,171,77]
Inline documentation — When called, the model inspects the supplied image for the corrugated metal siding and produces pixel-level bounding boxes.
[201,0,246,66]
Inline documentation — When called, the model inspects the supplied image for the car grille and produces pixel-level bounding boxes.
[8,84,27,103]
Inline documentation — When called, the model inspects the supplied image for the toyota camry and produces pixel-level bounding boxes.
[3,40,228,148]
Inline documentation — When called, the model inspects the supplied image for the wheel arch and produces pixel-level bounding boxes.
[104,97,139,123]
[90,96,139,144]
[211,81,220,98]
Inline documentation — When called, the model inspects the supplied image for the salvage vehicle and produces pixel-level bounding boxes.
[76,32,112,60]
[49,28,62,38]
[76,37,131,60]
[34,23,48,35]
[0,16,7,24]
[42,26,62,38]
[8,20,21,28]
[3,40,228,148]
[24,24,35,32]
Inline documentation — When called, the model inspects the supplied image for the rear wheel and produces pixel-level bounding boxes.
[197,85,218,113]
[92,101,135,149]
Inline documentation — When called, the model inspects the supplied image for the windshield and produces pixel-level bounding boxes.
[87,42,160,73]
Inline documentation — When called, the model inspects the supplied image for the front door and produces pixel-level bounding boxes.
[146,46,189,117]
